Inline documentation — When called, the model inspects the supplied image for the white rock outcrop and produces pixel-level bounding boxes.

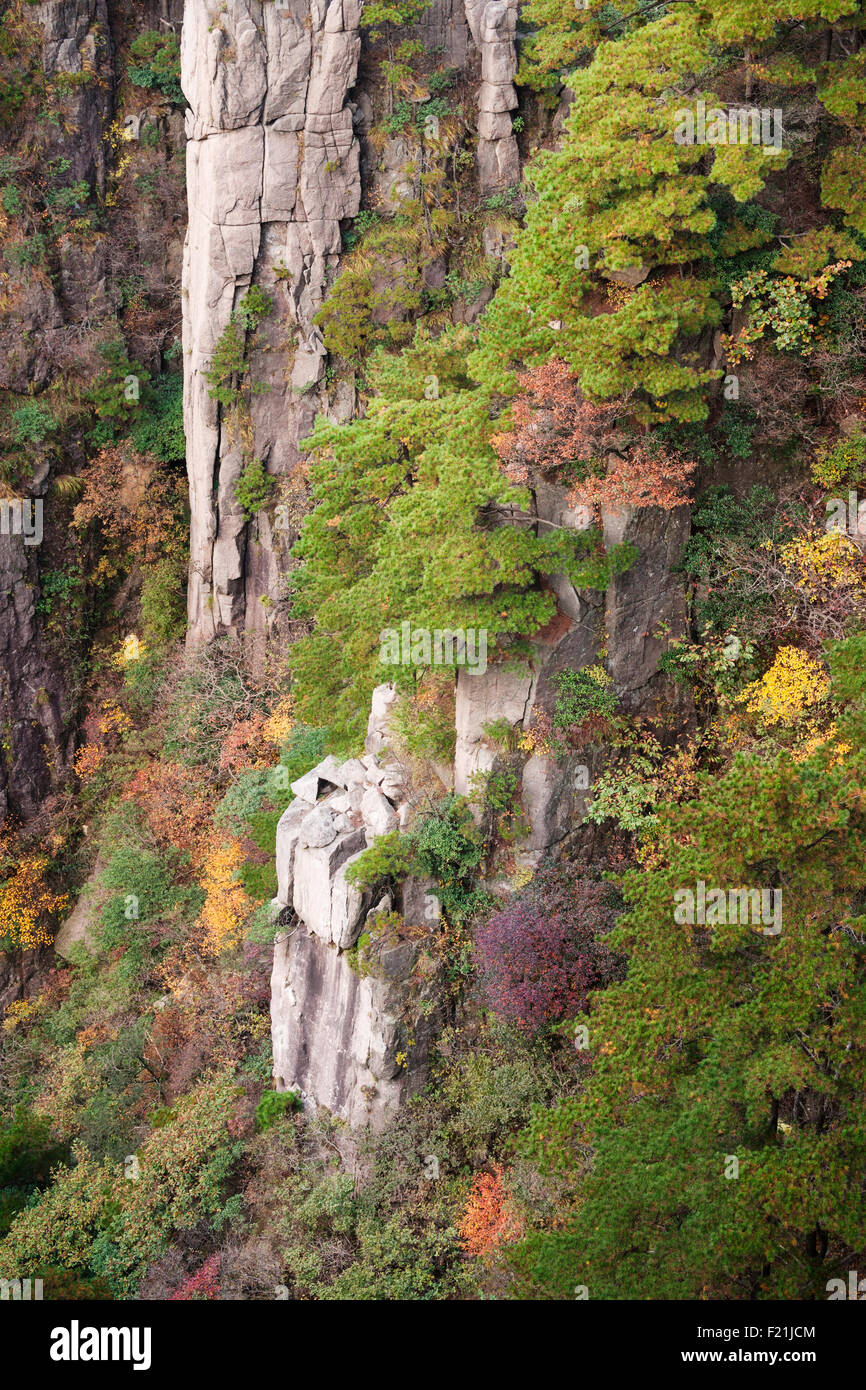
[270,689,445,1128]
[181,0,362,649]
[463,0,520,192]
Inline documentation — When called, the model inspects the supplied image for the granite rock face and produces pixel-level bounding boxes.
[181,0,362,650]
[270,920,441,1130]
[464,0,520,192]
[175,3,693,1127]
[0,525,70,824]
[0,0,120,823]
[603,502,693,719]
[180,0,522,653]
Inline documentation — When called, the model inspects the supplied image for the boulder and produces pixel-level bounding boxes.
[337,758,367,786]
[292,828,367,939]
[290,754,344,802]
[361,786,399,840]
[378,764,406,802]
[298,803,339,848]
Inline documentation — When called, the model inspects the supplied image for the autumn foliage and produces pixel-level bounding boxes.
[72,443,187,579]
[491,359,619,484]
[169,1253,221,1301]
[198,838,249,957]
[570,442,696,514]
[457,1166,522,1258]
[491,359,695,513]
[0,851,68,952]
[475,865,622,1033]
[123,761,212,863]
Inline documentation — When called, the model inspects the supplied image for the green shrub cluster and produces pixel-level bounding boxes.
[128,31,184,106]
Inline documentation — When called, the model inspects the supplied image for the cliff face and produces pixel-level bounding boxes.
[181,0,364,652]
[268,502,691,1127]
[177,0,537,1124]
[0,0,111,823]
[0,0,691,1127]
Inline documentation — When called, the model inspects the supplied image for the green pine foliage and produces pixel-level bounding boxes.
[128,31,184,106]
[234,457,274,521]
[131,372,185,463]
[205,287,273,413]
[290,327,635,751]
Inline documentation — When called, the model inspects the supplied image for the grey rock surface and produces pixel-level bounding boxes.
[182,0,362,650]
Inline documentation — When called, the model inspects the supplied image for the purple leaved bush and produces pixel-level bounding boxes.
[475,865,623,1033]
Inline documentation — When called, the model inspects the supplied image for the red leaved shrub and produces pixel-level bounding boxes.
[571,442,695,514]
[457,1166,523,1257]
[170,1253,221,1301]
[491,359,619,484]
[475,860,623,1033]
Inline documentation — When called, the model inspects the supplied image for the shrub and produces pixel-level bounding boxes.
[7,232,46,267]
[131,373,185,463]
[552,665,617,729]
[234,457,273,520]
[389,684,456,762]
[11,402,56,444]
[0,1108,67,1236]
[571,442,696,514]
[205,318,247,410]
[96,836,190,950]
[342,208,381,253]
[457,1165,522,1256]
[1,182,21,215]
[169,1252,221,1301]
[214,770,272,837]
[491,360,618,485]
[0,855,68,953]
[811,430,866,488]
[88,340,150,444]
[128,31,184,105]
[678,484,786,636]
[140,556,187,645]
[469,764,526,844]
[255,1090,300,1133]
[0,1074,244,1296]
[475,864,622,1033]
[345,832,412,890]
[412,796,486,920]
[234,285,273,330]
